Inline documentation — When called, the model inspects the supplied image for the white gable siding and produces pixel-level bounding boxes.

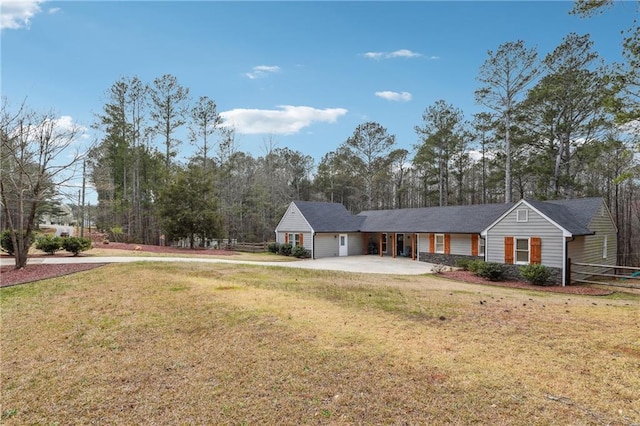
[276,203,313,234]
[486,206,565,268]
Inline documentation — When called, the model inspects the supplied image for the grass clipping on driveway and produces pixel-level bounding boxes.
[1,263,639,424]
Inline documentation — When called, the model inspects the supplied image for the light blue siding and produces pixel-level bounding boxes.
[486,206,565,268]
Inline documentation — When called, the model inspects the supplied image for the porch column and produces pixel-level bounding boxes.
[392,233,396,258]
[379,233,383,257]
[412,233,417,261]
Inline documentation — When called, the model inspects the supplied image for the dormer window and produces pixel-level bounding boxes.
[516,209,528,222]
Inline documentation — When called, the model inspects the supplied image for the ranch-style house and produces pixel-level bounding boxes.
[274,197,618,286]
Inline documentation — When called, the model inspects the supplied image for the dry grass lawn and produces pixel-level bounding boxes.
[1,262,639,425]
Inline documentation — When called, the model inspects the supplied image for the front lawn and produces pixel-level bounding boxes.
[1,263,638,424]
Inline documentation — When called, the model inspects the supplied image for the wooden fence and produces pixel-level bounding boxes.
[570,262,640,289]
[224,242,267,253]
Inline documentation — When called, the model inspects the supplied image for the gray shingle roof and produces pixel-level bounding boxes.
[358,203,513,233]
[527,197,602,236]
[293,201,364,232]
[292,198,604,236]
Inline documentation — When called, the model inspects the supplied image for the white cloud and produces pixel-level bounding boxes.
[388,49,421,58]
[245,65,281,79]
[362,49,422,60]
[48,7,60,14]
[1,0,43,30]
[375,91,412,102]
[363,52,385,60]
[220,105,348,135]
[428,55,441,60]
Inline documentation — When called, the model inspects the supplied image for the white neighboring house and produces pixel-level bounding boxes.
[40,203,74,226]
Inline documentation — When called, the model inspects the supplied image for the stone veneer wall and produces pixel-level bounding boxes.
[500,264,563,285]
[418,252,480,266]
[418,252,563,285]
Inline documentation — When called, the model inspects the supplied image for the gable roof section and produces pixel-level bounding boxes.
[483,198,602,237]
[541,197,605,235]
[293,201,364,232]
[358,203,513,233]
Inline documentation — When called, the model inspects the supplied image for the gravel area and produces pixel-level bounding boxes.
[1,263,107,287]
[440,270,614,296]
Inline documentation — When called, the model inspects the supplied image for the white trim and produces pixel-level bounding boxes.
[339,234,348,256]
[516,209,528,222]
[481,199,573,238]
[602,235,608,259]
[435,233,445,254]
[514,237,530,265]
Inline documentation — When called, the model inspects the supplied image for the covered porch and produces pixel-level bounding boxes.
[361,232,419,261]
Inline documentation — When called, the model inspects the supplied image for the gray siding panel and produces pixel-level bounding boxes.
[486,206,564,268]
[314,233,339,258]
[348,233,364,256]
[451,234,472,256]
[567,202,617,281]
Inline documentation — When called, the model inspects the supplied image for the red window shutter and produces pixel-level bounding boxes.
[299,233,304,247]
[504,237,514,264]
[429,234,435,253]
[362,234,367,254]
[471,234,478,256]
[444,234,451,254]
[531,237,541,264]
[285,233,289,244]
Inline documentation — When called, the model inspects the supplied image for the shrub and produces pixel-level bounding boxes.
[62,237,92,256]
[520,264,553,286]
[477,262,505,281]
[468,260,485,274]
[278,243,292,256]
[0,230,34,256]
[267,242,280,254]
[455,259,471,270]
[35,235,63,255]
[291,245,311,258]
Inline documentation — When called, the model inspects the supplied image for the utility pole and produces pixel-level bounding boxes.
[81,160,86,238]
[77,189,81,236]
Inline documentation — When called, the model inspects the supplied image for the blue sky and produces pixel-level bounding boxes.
[1,0,633,169]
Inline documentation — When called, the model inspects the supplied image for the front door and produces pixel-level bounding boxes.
[339,234,348,256]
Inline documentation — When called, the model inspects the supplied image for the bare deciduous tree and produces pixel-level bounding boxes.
[1,98,84,268]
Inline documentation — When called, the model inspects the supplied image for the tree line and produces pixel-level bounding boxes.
[2,1,638,268]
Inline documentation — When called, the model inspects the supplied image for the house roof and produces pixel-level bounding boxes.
[358,203,513,233]
[527,197,602,236]
[292,201,364,232]
[290,197,605,236]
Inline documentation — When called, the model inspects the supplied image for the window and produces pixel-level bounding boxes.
[515,238,529,264]
[435,234,445,253]
[288,233,301,247]
[340,235,345,246]
[479,237,485,256]
[516,209,528,222]
[382,233,387,253]
[602,236,608,259]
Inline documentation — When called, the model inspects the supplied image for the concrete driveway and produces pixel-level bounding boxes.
[1,255,435,275]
